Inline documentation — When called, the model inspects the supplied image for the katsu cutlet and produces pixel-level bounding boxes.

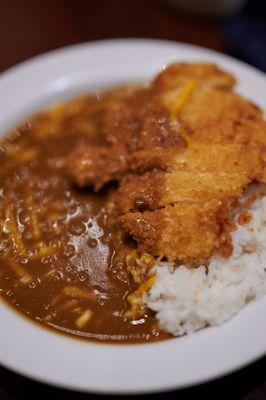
[68,63,266,264]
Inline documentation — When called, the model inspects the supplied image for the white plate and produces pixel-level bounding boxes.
[0,39,265,395]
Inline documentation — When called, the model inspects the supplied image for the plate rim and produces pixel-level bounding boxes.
[1,37,266,80]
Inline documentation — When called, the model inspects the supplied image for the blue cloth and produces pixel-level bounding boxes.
[223,0,266,72]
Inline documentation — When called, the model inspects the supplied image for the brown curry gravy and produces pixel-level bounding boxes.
[0,88,170,343]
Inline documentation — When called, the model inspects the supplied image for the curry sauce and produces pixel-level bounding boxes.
[0,89,169,343]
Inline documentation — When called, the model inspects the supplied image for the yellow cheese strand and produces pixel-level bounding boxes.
[6,208,26,256]
[127,275,156,304]
[170,79,196,119]
[7,258,32,284]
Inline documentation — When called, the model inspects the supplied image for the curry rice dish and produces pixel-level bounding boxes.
[0,63,266,343]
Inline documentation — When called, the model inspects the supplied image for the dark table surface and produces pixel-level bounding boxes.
[0,0,265,399]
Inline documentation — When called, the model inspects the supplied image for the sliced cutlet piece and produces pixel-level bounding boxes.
[119,199,232,264]
[153,63,264,146]
[117,143,263,214]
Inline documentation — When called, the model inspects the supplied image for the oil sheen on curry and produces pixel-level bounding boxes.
[1,63,266,343]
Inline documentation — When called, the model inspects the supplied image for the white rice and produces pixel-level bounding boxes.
[145,186,266,336]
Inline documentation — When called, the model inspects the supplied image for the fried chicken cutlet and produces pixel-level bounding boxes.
[68,63,266,265]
